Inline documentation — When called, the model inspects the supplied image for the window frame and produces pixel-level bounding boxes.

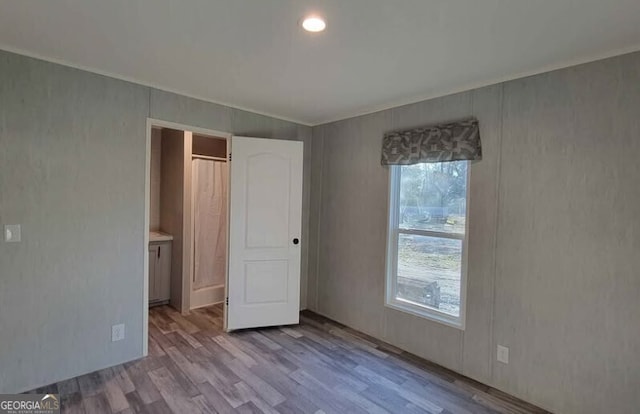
[384,162,470,330]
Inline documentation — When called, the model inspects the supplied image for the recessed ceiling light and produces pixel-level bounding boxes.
[302,16,326,33]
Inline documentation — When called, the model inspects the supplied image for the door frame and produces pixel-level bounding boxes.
[143,118,231,356]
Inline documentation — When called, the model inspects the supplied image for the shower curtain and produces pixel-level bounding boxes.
[192,158,227,290]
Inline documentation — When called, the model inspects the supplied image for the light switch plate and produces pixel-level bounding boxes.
[497,345,509,364]
[4,225,21,242]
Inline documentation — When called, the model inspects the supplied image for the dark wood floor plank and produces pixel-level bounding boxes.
[299,334,407,386]
[224,358,286,406]
[402,378,498,414]
[163,346,207,385]
[191,331,236,363]
[329,327,389,359]
[147,335,167,357]
[175,329,204,349]
[145,398,174,414]
[191,395,217,414]
[225,331,297,375]
[212,335,258,367]
[77,371,103,398]
[203,378,249,408]
[472,390,541,414]
[280,327,303,339]
[57,377,80,396]
[123,363,162,405]
[331,386,391,414]
[124,353,164,373]
[98,368,130,413]
[234,401,263,414]
[148,323,175,352]
[27,305,549,414]
[353,364,443,413]
[247,331,282,352]
[161,307,200,334]
[82,392,112,414]
[124,391,149,414]
[60,391,86,414]
[262,329,369,393]
[288,369,368,414]
[249,360,309,399]
[297,325,339,351]
[233,381,281,414]
[147,367,202,414]
[183,310,221,332]
[485,388,549,414]
[149,309,177,335]
[360,383,430,414]
[195,381,235,414]
[273,395,322,414]
[155,354,202,398]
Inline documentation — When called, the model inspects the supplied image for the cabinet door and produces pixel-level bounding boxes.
[148,244,160,302]
[157,242,172,301]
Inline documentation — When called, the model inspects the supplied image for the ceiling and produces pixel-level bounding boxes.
[1,0,640,125]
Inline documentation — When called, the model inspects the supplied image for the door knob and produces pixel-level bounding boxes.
[293,238,299,245]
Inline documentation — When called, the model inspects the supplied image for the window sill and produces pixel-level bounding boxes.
[385,299,465,330]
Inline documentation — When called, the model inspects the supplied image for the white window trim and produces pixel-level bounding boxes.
[384,163,470,330]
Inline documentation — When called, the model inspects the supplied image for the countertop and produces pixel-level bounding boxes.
[150,231,173,242]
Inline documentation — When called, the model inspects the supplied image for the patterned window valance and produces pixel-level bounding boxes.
[381,118,482,165]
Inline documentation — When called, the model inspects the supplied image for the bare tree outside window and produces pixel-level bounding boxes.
[387,161,469,327]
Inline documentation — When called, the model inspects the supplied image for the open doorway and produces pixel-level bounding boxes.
[143,119,303,355]
[143,119,231,354]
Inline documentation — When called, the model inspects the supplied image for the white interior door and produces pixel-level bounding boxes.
[227,136,303,330]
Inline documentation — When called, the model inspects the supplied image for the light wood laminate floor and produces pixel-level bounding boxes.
[27,305,550,414]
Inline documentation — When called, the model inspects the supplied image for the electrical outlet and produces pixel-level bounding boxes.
[112,324,125,342]
[497,345,509,364]
[4,225,21,242]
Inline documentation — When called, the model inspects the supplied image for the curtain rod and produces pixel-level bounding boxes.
[192,154,227,162]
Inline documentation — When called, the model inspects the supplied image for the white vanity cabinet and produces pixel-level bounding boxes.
[149,232,172,306]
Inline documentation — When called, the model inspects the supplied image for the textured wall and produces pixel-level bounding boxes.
[493,54,640,413]
[308,51,640,414]
[0,49,311,393]
[0,51,149,393]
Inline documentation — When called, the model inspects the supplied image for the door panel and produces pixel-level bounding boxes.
[244,260,288,304]
[245,154,290,248]
[227,136,303,330]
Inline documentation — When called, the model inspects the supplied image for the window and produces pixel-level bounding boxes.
[385,161,469,329]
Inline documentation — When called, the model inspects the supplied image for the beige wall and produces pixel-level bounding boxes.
[308,51,640,414]
[0,49,311,393]
[149,128,162,231]
[159,129,189,311]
